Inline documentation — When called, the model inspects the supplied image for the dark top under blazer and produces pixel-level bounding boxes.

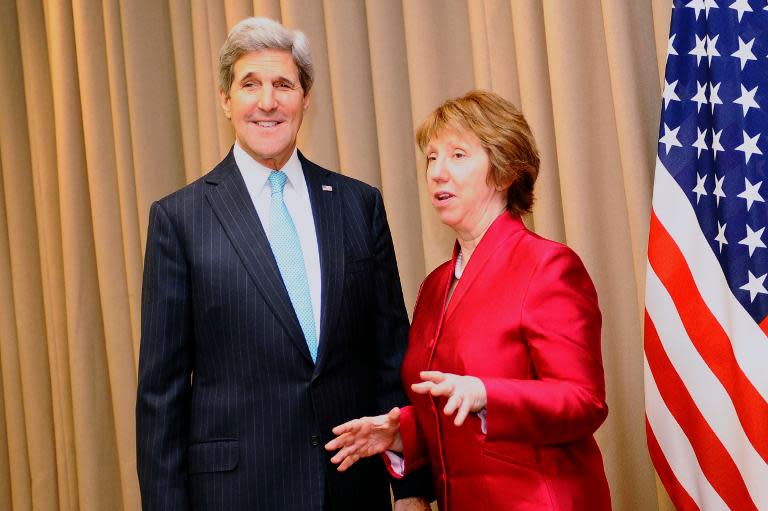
[136,150,419,510]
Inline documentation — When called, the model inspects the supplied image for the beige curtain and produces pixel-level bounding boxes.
[0,0,676,509]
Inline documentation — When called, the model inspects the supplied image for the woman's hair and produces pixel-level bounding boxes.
[415,90,540,216]
[218,17,314,95]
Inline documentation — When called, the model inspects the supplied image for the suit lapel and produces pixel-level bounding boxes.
[300,152,344,376]
[204,151,313,364]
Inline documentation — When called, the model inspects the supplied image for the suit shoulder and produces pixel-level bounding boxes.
[153,157,232,211]
[333,172,380,198]
[300,154,380,201]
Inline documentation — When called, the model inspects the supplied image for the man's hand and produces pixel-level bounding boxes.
[411,371,487,426]
[325,407,403,471]
[394,496,433,511]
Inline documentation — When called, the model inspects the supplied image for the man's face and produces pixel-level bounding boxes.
[220,49,310,169]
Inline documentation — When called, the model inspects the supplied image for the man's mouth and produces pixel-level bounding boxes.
[252,120,281,128]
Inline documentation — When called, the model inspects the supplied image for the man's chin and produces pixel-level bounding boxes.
[243,146,293,169]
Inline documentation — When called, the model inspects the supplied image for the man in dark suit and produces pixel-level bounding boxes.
[136,16,431,511]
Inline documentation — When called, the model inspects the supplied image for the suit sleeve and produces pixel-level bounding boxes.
[368,189,434,501]
[369,189,410,412]
[481,245,608,445]
[136,201,193,510]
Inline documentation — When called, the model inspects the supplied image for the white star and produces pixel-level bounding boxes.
[663,80,681,109]
[730,0,753,21]
[709,82,723,113]
[705,0,719,17]
[715,221,728,252]
[686,0,706,19]
[706,35,721,66]
[732,37,757,70]
[737,177,764,211]
[691,81,708,112]
[690,34,707,65]
[735,130,762,163]
[734,84,760,116]
[659,124,683,155]
[740,271,768,302]
[712,128,724,160]
[739,225,766,256]
[668,34,679,56]
[693,127,709,158]
[714,174,726,206]
[693,173,708,203]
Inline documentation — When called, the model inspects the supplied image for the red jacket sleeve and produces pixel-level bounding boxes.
[381,405,430,478]
[480,245,608,444]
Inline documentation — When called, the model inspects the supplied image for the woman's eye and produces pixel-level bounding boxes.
[427,154,437,162]
[453,152,466,159]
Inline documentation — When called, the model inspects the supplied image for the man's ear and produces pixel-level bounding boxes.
[303,90,311,112]
[219,89,231,119]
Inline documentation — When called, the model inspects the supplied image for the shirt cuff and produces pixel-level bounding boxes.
[478,408,487,434]
[383,450,406,477]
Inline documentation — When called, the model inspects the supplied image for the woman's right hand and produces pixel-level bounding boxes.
[325,407,403,471]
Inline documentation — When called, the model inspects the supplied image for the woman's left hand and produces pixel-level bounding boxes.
[411,371,487,426]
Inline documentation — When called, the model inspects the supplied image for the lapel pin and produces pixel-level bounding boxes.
[322,185,333,192]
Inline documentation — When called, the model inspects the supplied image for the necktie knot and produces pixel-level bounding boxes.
[268,171,288,197]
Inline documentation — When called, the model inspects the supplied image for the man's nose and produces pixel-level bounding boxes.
[257,86,277,111]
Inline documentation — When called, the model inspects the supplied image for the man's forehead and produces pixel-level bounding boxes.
[234,49,299,77]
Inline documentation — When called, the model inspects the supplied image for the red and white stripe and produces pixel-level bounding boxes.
[644,157,768,510]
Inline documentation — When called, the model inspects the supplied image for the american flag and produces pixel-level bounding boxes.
[645,1,768,509]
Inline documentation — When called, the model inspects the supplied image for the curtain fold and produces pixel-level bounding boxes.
[0,1,675,509]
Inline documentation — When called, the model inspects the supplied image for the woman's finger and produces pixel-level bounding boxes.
[454,398,473,426]
[386,407,401,422]
[419,370,447,383]
[429,380,455,398]
[324,432,350,451]
[331,419,360,436]
[443,393,463,416]
[337,452,359,472]
[330,443,358,465]
[411,381,436,394]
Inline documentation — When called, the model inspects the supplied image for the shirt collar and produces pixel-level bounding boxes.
[233,141,303,195]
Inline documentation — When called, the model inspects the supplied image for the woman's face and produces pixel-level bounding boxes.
[425,129,507,236]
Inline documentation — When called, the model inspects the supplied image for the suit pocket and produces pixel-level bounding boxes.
[482,441,541,471]
[187,438,239,474]
[346,256,373,274]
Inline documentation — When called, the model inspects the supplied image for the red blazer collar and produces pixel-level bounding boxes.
[443,212,525,321]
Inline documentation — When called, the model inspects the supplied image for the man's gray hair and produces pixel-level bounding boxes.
[218,17,314,95]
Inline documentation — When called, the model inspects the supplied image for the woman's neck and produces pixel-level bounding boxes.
[456,205,506,265]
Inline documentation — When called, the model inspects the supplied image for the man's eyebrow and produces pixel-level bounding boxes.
[237,72,297,85]
[238,72,258,82]
[273,75,297,85]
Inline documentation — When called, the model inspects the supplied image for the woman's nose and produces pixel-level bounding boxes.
[429,159,448,181]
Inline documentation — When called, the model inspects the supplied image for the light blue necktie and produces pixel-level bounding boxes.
[267,171,318,362]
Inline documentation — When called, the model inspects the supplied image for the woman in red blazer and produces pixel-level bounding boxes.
[326,90,611,511]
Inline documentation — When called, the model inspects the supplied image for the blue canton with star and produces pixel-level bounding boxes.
[660,0,768,323]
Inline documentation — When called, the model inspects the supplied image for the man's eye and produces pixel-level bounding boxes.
[275,81,293,89]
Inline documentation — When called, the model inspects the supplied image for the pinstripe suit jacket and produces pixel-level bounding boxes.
[136,149,415,510]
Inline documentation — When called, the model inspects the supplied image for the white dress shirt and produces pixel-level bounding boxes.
[234,142,322,341]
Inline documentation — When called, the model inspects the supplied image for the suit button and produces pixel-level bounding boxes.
[310,435,321,446]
